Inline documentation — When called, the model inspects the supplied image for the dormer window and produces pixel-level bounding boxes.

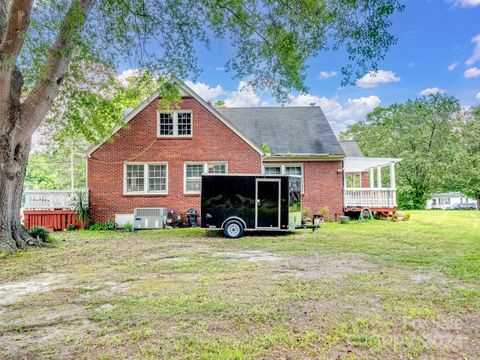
[157,111,192,137]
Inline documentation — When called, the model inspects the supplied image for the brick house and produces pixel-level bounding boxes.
[85,78,399,225]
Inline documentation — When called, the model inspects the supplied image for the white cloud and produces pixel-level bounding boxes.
[117,68,142,87]
[466,34,480,66]
[356,70,400,88]
[450,0,480,7]
[464,67,480,78]
[476,92,480,102]
[289,94,381,133]
[184,81,224,100]
[319,71,337,80]
[223,81,261,107]
[419,87,446,96]
[215,66,226,72]
[448,62,459,71]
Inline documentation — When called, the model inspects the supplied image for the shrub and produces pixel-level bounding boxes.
[86,222,103,231]
[301,207,311,224]
[29,227,50,242]
[66,224,77,231]
[103,220,116,230]
[317,206,329,218]
[85,220,116,231]
[123,222,133,232]
[73,190,90,226]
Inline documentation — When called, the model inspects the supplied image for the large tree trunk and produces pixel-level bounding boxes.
[0,0,96,252]
[0,67,37,252]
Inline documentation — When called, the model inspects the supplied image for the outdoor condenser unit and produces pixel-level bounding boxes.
[133,208,167,229]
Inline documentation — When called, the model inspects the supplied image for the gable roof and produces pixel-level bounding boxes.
[217,107,344,156]
[87,77,263,156]
[340,140,364,157]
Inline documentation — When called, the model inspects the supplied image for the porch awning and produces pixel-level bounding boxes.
[344,157,401,172]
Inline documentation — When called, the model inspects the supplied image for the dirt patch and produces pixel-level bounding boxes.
[214,249,284,262]
[292,255,379,280]
[410,273,433,283]
[0,273,69,306]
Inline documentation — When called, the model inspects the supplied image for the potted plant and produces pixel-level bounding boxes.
[301,207,312,225]
[314,206,329,224]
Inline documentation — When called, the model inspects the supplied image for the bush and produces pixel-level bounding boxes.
[103,220,116,230]
[73,190,90,226]
[29,227,50,242]
[66,224,77,231]
[86,222,102,231]
[317,206,329,218]
[301,207,312,224]
[123,222,133,232]
[85,220,117,231]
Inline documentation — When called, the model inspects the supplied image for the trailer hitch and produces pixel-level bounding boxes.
[295,224,320,232]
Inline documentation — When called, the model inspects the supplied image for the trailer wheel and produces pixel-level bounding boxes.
[224,219,244,238]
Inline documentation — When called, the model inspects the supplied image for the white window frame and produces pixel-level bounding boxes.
[157,110,193,137]
[263,164,304,193]
[124,162,168,195]
[184,161,228,194]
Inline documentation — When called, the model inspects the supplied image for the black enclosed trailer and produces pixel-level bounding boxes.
[201,174,302,238]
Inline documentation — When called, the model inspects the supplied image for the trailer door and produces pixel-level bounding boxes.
[256,179,281,229]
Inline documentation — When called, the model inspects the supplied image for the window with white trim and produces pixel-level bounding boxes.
[263,164,304,192]
[125,163,168,194]
[185,162,227,193]
[157,111,192,137]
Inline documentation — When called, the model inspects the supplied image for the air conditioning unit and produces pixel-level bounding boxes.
[133,208,167,229]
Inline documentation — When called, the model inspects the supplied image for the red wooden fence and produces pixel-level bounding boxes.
[23,210,81,231]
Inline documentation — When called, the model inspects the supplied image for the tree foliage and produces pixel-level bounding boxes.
[44,69,161,148]
[455,106,480,207]
[17,0,404,101]
[342,95,464,209]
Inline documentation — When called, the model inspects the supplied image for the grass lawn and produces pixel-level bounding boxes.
[0,210,479,359]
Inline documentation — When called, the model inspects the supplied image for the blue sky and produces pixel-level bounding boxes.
[121,0,480,133]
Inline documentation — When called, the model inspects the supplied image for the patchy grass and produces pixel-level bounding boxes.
[0,210,479,359]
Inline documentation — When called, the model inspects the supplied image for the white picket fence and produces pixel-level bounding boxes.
[24,189,88,210]
[344,188,396,208]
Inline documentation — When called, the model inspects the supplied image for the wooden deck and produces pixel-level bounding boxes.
[23,190,87,230]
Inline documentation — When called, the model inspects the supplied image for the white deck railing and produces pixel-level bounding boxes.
[24,189,88,210]
[344,188,397,208]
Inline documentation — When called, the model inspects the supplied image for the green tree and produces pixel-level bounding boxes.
[0,0,403,251]
[342,95,462,209]
[46,69,161,147]
[456,106,480,208]
[24,149,86,190]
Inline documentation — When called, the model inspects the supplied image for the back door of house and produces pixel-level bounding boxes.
[255,179,280,229]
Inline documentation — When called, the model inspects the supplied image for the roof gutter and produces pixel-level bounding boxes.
[263,153,345,161]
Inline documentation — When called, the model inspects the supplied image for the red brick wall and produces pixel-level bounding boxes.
[88,96,262,222]
[361,172,369,187]
[345,171,370,188]
[264,161,344,220]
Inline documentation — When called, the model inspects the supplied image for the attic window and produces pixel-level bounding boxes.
[157,111,192,137]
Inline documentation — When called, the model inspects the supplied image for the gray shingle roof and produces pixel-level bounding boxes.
[217,107,344,156]
[340,140,364,157]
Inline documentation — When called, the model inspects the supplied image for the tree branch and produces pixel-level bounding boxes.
[0,0,34,58]
[20,0,95,139]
